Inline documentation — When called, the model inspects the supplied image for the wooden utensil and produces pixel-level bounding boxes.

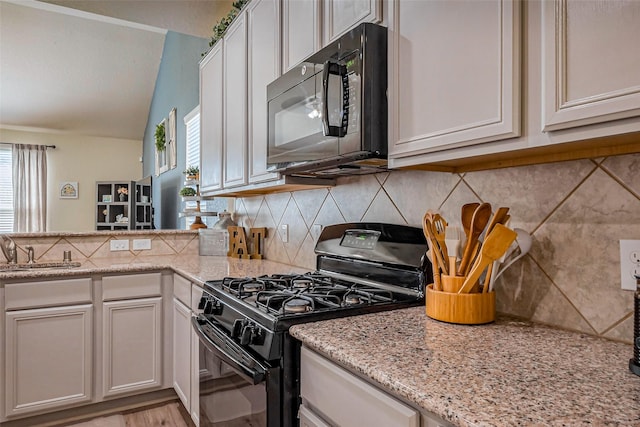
[432,213,449,271]
[458,223,517,294]
[444,226,460,275]
[480,207,510,290]
[461,202,480,240]
[457,203,491,276]
[423,212,445,289]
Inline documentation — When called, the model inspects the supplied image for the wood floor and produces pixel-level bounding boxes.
[63,402,194,427]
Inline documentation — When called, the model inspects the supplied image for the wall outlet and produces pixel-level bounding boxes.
[280,224,289,243]
[620,240,640,290]
[132,238,151,250]
[110,239,129,251]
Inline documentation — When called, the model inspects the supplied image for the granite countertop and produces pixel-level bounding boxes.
[0,255,308,284]
[290,307,640,426]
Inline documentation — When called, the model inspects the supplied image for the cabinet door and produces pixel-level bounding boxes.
[299,404,331,427]
[200,43,224,194]
[173,297,191,411]
[300,347,419,427]
[388,0,521,162]
[223,12,248,189]
[102,297,162,397]
[248,0,281,184]
[5,305,92,417]
[323,0,382,46]
[282,0,321,72]
[190,325,200,425]
[542,0,640,131]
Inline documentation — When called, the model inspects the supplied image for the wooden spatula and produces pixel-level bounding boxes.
[458,223,517,294]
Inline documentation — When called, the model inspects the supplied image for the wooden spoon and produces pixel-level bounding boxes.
[458,223,517,294]
[457,203,491,276]
[461,202,480,240]
[423,212,445,289]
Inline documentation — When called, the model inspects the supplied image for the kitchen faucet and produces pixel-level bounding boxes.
[1,235,18,264]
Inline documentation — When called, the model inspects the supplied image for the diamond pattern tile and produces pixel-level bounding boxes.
[235,152,639,344]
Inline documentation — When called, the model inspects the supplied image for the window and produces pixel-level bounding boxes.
[183,107,202,228]
[0,145,13,232]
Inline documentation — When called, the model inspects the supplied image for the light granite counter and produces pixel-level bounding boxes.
[290,307,640,426]
[0,255,308,284]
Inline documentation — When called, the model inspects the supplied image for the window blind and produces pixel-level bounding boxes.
[0,146,14,232]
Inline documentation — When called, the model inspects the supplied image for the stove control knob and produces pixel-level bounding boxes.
[232,319,246,339]
[198,296,208,310]
[203,300,222,315]
[240,325,253,345]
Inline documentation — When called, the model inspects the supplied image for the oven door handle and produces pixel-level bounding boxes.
[192,316,268,385]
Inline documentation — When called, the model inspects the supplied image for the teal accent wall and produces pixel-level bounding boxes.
[143,31,209,229]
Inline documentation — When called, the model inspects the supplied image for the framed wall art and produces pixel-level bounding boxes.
[155,118,169,176]
[59,181,78,199]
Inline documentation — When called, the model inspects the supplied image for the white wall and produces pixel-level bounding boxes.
[0,128,142,232]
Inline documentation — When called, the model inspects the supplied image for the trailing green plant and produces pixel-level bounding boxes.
[155,122,166,152]
[202,0,250,57]
[179,187,197,197]
[184,165,200,176]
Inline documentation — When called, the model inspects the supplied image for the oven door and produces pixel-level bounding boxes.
[193,316,273,427]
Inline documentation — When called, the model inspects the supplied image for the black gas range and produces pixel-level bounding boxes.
[192,223,431,427]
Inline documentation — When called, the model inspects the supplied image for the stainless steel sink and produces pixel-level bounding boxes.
[0,261,82,271]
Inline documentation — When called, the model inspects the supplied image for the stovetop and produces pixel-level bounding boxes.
[197,223,430,360]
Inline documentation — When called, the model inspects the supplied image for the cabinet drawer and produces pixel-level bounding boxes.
[173,274,191,306]
[300,347,419,427]
[5,278,92,310]
[191,283,203,312]
[102,273,162,301]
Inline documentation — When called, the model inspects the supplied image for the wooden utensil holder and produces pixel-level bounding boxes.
[425,284,495,325]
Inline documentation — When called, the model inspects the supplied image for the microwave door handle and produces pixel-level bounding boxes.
[322,60,348,138]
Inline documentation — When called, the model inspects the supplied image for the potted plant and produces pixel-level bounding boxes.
[155,122,166,152]
[179,187,197,197]
[184,165,200,181]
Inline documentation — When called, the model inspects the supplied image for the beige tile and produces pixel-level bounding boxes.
[39,240,88,263]
[361,190,406,225]
[531,168,639,333]
[265,230,290,265]
[292,187,329,228]
[330,174,381,221]
[90,240,135,260]
[279,198,308,262]
[600,152,640,197]
[603,313,634,343]
[233,198,252,228]
[160,233,195,254]
[438,180,482,229]
[66,235,111,258]
[384,170,460,227]
[463,160,596,231]
[374,171,390,185]
[293,233,318,270]
[265,192,291,224]
[253,200,278,250]
[11,236,59,264]
[240,195,266,227]
[314,195,345,228]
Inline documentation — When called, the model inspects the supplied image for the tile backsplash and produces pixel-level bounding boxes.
[234,153,640,344]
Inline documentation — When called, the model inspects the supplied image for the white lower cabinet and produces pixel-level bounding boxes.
[3,278,93,419]
[300,346,420,427]
[5,304,93,418]
[101,273,163,398]
[173,297,191,410]
[102,297,162,397]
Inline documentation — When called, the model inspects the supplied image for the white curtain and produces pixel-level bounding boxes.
[12,144,47,232]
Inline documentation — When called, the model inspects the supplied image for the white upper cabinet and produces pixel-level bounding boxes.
[388,0,521,161]
[282,0,321,72]
[200,42,224,194]
[322,0,382,46]
[223,12,249,188]
[248,0,281,184]
[542,0,640,131]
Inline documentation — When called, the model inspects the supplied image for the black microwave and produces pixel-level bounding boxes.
[266,23,387,177]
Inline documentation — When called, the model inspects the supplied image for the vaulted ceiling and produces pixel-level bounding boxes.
[0,0,231,140]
